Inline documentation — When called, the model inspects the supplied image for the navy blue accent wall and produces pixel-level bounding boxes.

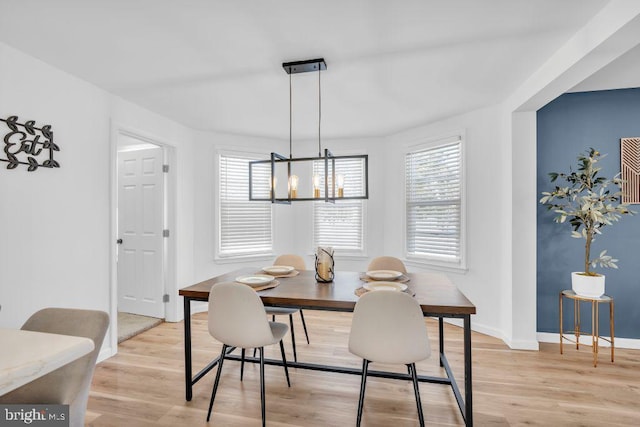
[537,88,640,339]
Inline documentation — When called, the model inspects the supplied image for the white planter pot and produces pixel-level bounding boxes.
[571,272,605,297]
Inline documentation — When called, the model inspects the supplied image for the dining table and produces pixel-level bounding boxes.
[0,328,94,396]
[179,268,476,426]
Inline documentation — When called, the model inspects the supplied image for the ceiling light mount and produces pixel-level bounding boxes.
[282,58,327,74]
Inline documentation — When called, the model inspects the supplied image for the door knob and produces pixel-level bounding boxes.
[116,238,123,244]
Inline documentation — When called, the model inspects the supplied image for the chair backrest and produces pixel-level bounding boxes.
[367,256,407,274]
[349,291,430,365]
[0,308,109,427]
[274,254,306,271]
[208,282,276,349]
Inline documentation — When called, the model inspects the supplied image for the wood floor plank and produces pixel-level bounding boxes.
[87,310,640,426]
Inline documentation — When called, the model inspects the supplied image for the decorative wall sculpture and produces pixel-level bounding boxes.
[1,115,60,171]
[621,137,640,204]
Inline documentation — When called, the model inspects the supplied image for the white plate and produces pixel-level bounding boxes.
[366,270,403,281]
[235,274,275,285]
[262,265,295,275]
[363,281,408,292]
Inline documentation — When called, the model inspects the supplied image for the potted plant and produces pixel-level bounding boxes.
[540,148,633,297]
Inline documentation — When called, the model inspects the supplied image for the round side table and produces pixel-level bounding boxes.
[559,289,614,367]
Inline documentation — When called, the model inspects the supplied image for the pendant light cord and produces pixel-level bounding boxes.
[318,67,322,157]
[289,71,292,159]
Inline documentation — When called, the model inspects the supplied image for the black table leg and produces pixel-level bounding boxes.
[439,317,444,367]
[464,314,473,426]
[184,296,193,401]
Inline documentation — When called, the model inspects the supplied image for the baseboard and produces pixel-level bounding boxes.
[439,318,539,350]
[191,301,208,315]
[537,332,640,349]
[505,338,540,350]
[97,345,115,363]
[538,332,640,350]
[440,321,640,350]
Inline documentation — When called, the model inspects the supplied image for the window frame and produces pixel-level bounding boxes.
[403,132,467,272]
[311,153,367,257]
[215,149,274,261]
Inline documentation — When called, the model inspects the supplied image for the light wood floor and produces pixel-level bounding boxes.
[87,311,640,426]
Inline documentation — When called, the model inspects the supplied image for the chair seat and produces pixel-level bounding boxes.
[265,307,299,315]
[269,322,288,343]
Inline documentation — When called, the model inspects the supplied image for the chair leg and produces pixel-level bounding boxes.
[253,348,256,358]
[240,348,245,381]
[409,362,425,427]
[272,314,275,322]
[356,359,369,427]
[207,344,228,422]
[289,314,297,362]
[279,339,291,387]
[299,309,310,344]
[259,347,266,427]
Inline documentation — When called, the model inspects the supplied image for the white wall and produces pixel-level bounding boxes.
[383,105,506,338]
[0,42,112,334]
[0,42,197,359]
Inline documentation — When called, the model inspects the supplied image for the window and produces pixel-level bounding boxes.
[218,153,272,258]
[313,157,366,253]
[405,137,464,268]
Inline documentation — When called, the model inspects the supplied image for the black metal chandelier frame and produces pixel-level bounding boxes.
[249,58,369,204]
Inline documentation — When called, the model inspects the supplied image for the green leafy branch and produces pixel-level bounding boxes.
[539,148,634,275]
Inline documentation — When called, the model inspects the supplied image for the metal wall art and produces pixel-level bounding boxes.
[621,137,640,204]
[1,115,60,171]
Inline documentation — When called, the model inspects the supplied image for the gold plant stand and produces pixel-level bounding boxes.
[559,289,614,367]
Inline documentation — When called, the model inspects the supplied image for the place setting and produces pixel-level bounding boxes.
[359,269,411,283]
[355,269,414,297]
[233,274,280,291]
[257,265,300,278]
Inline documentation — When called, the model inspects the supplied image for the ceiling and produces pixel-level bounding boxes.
[569,43,640,93]
[0,0,609,140]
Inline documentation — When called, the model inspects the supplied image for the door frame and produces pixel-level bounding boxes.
[109,123,177,355]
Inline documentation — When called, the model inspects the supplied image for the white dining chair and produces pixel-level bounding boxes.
[0,308,109,427]
[367,256,408,274]
[349,290,431,427]
[207,282,291,426]
[263,254,310,362]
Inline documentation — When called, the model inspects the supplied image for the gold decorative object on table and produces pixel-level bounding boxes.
[315,246,334,282]
[559,289,614,367]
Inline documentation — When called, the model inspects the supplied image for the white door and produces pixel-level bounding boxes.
[117,147,165,318]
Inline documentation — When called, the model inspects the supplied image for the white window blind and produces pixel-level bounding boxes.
[405,139,462,263]
[313,158,365,252]
[219,154,272,257]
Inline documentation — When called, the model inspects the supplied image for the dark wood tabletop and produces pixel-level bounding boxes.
[179,268,475,316]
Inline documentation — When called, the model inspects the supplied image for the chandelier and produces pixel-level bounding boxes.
[249,58,369,203]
